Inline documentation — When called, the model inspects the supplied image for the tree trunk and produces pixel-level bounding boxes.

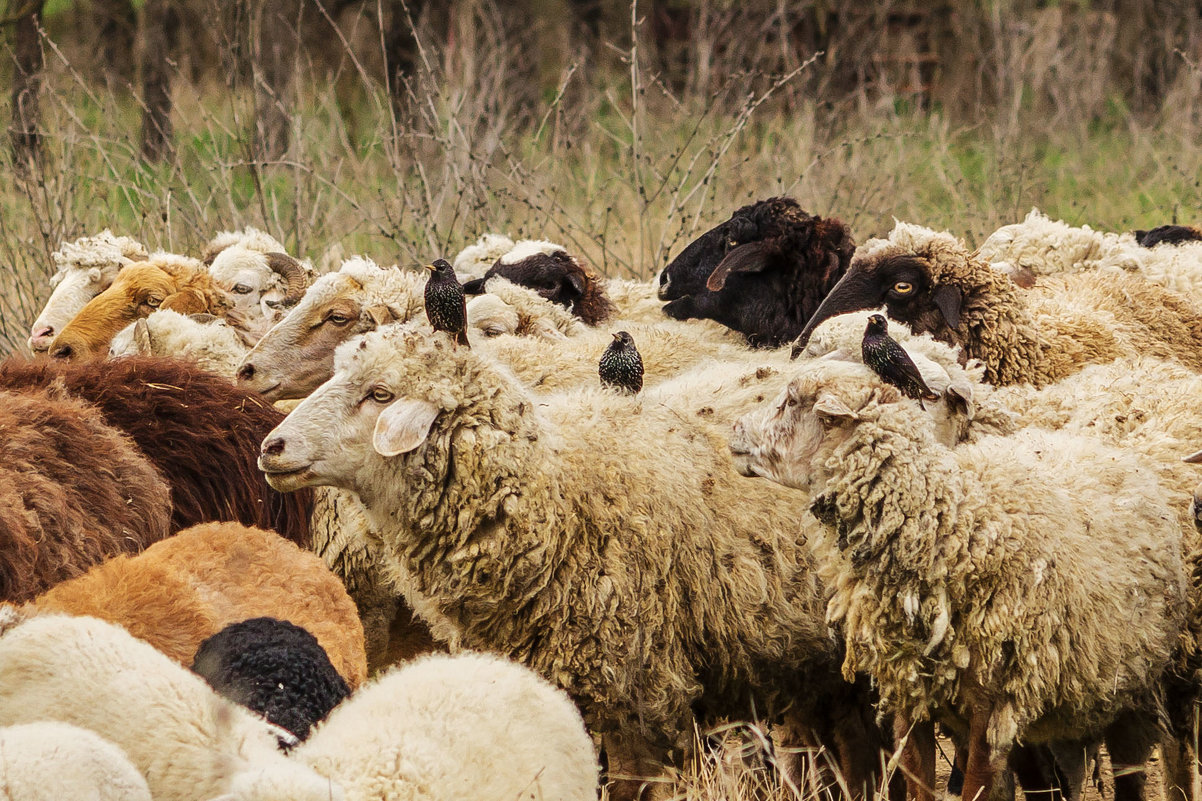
[95,0,138,89]
[253,0,301,160]
[140,0,180,161]
[10,0,46,168]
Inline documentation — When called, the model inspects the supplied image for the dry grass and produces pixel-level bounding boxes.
[2,2,1201,355]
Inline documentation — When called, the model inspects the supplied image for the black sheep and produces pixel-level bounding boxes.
[656,197,855,347]
[1133,224,1202,248]
[191,617,350,742]
[461,242,615,325]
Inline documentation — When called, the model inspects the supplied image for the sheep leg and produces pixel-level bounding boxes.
[893,713,936,801]
[1161,736,1198,801]
[1009,744,1067,801]
[1104,711,1156,801]
[602,735,672,801]
[962,705,997,801]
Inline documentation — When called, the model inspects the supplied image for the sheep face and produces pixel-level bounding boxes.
[237,272,393,401]
[29,265,121,353]
[208,246,309,328]
[461,242,613,325]
[29,232,148,353]
[658,197,854,347]
[260,326,525,507]
[792,233,969,356]
[731,362,894,492]
[49,259,218,361]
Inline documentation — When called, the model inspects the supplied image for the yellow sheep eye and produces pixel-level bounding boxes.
[327,313,351,326]
[892,281,914,295]
[370,387,395,404]
[146,297,162,307]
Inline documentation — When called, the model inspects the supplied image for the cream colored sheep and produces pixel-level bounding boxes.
[0,721,152,801]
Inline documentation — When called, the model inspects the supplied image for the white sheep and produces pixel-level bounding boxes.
[258,324,893,800]
[295,652,598,801]
[208,246,313,342]
[730,359,1187,801]
[28,230,148,352]
[0,613,344,801]
[109,310,250,379]
[201,226,288,264]
[451,232,516,280]
[0,721,152,801]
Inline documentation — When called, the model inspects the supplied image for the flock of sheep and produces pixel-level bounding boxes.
[4,197,1202,801]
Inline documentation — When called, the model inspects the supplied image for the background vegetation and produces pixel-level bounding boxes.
[1,0,1200,356]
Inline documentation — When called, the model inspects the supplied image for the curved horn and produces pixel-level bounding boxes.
[264,252,308,307]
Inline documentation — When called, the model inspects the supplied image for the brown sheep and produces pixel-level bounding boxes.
[0,356,312,547]
[49,253,231,361]
[0,389,171,603]
[33,521,366,688]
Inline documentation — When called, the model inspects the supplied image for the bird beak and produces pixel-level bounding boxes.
[424,263,437,272]
[611,332,621,341]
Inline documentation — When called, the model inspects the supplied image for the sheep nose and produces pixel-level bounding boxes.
[237,362,256,382]
[32,325,53,339]
[261,436,286,457]
[50,343,73,360]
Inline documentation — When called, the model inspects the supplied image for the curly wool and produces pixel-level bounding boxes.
[34,522,367,688]
[109,310,250,379]
[192,617,351,740]
[0,388,171,604]
[793,372,1185,747]
[296,652,598,801]
[266,326,859,779]
[0,614,343,801]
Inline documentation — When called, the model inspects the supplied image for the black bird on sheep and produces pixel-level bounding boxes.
[424,258,470,348]
[861,314,939,408]
[599,331,644,395]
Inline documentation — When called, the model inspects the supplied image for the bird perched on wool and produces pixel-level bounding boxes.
[424,258,470,348]
[861,313,939,407]
[599,330,644,394]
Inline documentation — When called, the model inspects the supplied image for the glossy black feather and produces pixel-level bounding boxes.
[599,331,644,394]
[424,258,470,348]
[861,314,939,405]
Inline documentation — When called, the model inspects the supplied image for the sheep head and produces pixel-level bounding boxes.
[1134,224,1202,248]
[730,360,907,493]
[461,241,614,325]
[791,222,1008,357]
[48,255,220,361]
[29,231,148,353]
[259,325,534,511]
[658,197,854,347]
[208,246,310,327]
[237,259,422,401]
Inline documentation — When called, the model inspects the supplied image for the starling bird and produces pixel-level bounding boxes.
[861,314,939,407]
[424,258,470,348]
[599,331,644,395]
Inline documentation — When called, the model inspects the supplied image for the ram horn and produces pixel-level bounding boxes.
[264,252,308,308]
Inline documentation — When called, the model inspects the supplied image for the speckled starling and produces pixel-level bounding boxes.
[599,331,643,395]
[424,258,470,348]
[861,314,938,407]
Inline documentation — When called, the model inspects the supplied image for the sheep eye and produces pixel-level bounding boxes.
[233,283,253,295]
[327,313,351,326]
[369,387,394,404]
[727,238,738,249]
[145,296,162,308]
[892,281,914,295]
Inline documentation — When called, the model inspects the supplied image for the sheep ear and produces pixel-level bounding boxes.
[705,242,774,291]
[813,393,857,422]
[365,304,396,327]
[373,398,440,457]
[944,379,975,418]
[933,285,962,329]
[1183,449,1202,464]
[133,318,153,354]
[161,288,209,314]
[564,272,586,298]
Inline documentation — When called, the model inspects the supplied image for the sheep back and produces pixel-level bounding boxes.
[0,721,152,801]
[0,388,171,603]
[0,356,312,546]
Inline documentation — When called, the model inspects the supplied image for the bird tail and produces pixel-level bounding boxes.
[456,328,471,349]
